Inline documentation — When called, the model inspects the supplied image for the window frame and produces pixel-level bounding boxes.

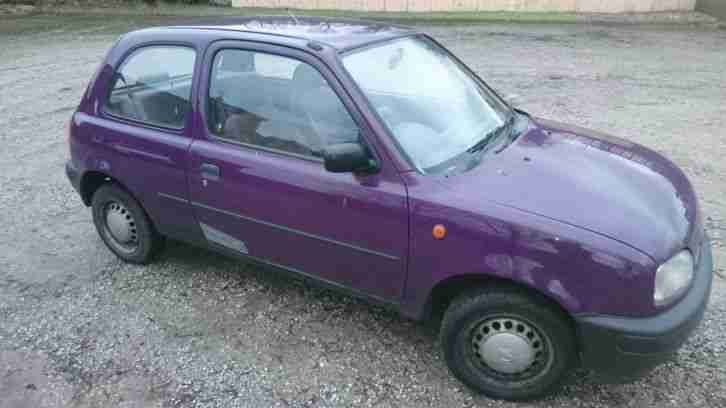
[200,40,380,166]
[101,43,198,132]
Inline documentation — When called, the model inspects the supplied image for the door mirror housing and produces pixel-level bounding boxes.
[323,143,377,174]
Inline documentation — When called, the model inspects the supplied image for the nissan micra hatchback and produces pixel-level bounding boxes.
[66,17,712,400]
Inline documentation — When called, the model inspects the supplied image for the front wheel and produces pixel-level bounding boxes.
[440,287,576,401]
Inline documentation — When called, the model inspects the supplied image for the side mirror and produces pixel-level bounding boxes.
[323,143,377,174]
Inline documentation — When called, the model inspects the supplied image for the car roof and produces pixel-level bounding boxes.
[161,16,418,52]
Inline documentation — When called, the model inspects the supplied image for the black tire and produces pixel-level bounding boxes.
[91,183,164,264]
[440,286,575,401]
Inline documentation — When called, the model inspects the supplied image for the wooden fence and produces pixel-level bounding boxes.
[231,0,697,13]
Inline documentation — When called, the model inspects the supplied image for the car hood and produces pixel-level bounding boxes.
[443,117,699,262]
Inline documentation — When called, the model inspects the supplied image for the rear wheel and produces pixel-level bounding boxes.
[91,183,164,264]
[440,287,575,401]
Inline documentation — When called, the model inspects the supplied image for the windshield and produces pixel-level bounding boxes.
[342,36,511,173]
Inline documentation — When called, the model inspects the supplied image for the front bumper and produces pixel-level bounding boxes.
[574,239,713,380]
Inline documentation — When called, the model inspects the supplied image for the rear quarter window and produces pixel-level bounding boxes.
[105,46,196,129]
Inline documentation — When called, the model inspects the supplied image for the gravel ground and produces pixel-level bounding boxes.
[0,14,725,408]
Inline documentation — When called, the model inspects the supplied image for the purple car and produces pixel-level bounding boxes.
[65,17,712,400]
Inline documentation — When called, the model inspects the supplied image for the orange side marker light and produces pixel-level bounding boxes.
[432,224,447,240]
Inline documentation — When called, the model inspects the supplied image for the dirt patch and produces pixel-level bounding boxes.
[0,350,74,408]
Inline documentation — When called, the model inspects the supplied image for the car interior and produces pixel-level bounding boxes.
[207,50,358,158]
[106,72,193,129]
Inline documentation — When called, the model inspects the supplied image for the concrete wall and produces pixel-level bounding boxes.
[231,0,697,13]
[697,0,726,19]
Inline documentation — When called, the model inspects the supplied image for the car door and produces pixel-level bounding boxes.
[187,41,409,301]
[94,44,199,238]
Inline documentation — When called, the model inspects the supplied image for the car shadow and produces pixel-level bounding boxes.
[152,239,662,404]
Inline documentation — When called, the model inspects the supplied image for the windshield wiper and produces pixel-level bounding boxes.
[467,114,515,154]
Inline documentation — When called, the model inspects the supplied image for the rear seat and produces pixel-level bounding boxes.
[107,81,192,128]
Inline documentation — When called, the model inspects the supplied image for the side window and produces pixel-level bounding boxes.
[207,49,359,158]
[106,46,195,129]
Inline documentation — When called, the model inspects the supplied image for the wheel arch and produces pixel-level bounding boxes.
[80,170,115,206]
[419,273,576,328]
[80,172,152,227]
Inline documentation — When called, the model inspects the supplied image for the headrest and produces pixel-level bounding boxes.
[292,63,326,88]
[218,50,254,73]
[298,87,354,128]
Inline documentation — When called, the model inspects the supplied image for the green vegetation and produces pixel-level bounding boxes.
[39,4,580,25]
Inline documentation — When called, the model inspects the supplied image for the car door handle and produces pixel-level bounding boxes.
[200,163,220,181]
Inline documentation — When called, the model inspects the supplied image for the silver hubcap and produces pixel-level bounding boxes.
[471,317,549,379]
[104,202,137,251]
[480,332,534,374]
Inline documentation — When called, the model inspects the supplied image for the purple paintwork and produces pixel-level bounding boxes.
[401,117,703,319]
[68,16,706,325]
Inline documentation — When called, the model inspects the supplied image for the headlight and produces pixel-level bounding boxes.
[654,250,694,307]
